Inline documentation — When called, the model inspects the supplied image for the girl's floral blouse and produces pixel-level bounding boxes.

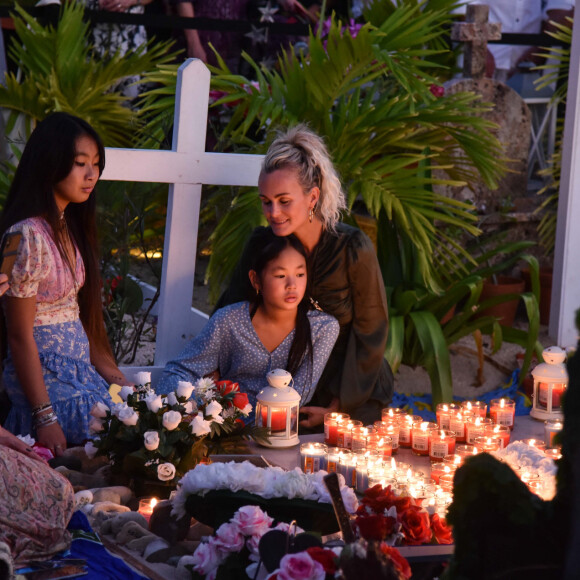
[5,217,84,327]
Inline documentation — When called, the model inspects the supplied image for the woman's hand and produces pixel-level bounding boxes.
[299,397,340,428]
[99,0,131,12]
[0,427,46,462]
[0,273,9,297]
[36,422,67,457]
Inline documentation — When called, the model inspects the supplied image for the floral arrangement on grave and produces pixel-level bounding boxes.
[355,484,453,547]
[177,504,412,580]
[87,373,268,483]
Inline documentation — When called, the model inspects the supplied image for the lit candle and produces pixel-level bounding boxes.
[484,424,510,449]
[381,407,406,422]
[455,443,478,458]
[326,447,343,473]
[370,435,394,459]
[411,421,437,456]
[398,415,416,448]
[260,406,288,432]
[474,436,500,453]
[300,442,328,473]
[465,417,492,444]
[538,382,566,410]
[431,462,455,485]
[436,403,460,430]
[461,400,487,419]
[522,438,546,452]
[375,421,400,454]
[138,497,158,524]
[339,450,357,486]
[443,454,464,468]
[429,430,456,461]
[336,420,362,449]
[449,411,471,443]
[351,426,376,452]
[439,472,454,492]
[545,448,562,460]
[544,419,564,448]
[324,412,350,446]
[489,398,515,429]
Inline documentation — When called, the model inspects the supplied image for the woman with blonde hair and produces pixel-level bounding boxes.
[217,124,393,426]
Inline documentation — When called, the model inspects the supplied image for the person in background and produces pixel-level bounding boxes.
[0,113,130,455]
[217,125,394,427]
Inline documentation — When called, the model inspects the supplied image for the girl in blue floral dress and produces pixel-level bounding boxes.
[0,113,130,453]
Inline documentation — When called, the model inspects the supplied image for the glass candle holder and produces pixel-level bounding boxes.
[353,449,382,491]
[411,421,437,456]
[489,398,516,429]
[544,419,564,448]
[381,407,406,422]
[522,438,546,452]
[455,443,478,458]
[398,415,421,448]
[449,411,473,443]
[431,462,456,485]
[461,400,487,419]
[138,497,158,524]
[545,447,562,460]
[443,454,464,469]
[369,435,394,459]
[324,413,350,446]
[300,442,328,473]
[325,447,345,474]
[429,429,456,461]
[474,436,501,453]
[465,417,493,445]
[351,426,377,452]
[375,421,400,454]
[484,424,511,449]
[439,472,455,492]
[336,420,362,449]
[436,403,460,430]
[339,450,357,488]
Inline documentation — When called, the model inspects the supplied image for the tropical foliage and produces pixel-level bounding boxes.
[532,16,573,255]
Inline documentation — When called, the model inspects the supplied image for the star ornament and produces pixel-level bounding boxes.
[245,25,269,46]
[259,1,279,23]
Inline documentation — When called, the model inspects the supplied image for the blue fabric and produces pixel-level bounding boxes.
[3,319,112,443]
[390,369,530,421]
[64,512,147,580]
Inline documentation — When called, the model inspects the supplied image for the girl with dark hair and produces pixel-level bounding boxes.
[0,112,130,455]
[157,229,339,410]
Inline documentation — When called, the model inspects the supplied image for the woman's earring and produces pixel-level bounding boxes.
[309,208,313,223]
[256,288,260,296]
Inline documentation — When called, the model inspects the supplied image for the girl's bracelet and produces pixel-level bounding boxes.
[32,402,52,416]
[34,411,58,428]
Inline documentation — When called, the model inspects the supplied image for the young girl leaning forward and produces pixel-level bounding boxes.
[157,229,339,411]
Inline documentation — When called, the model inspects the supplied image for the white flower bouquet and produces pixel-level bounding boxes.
[89,376,263,483]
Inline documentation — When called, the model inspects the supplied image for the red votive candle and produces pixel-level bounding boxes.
[474,436,501,453]
[411,421,437,456]
[465,417,492,445]
[324,412,350,446]
[429,430,456,461]
[399,415,421,448]
[375,421,400,454]
[484,424,510,449]
[489,398,516,429]
[461,400,487,419]
[449,411,472,443]
[538,383,566,410]
[431,462,456,485]
[336,420,362,449]
[261,407,287,432]
[381,407,406,422]
[436,403,460,430]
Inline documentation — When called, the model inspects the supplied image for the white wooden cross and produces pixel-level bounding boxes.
[101,59,263,379]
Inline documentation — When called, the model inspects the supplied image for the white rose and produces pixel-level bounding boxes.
[205,400,223,418]
[118,407,139,426]
[16,434,36,446]
[134,371,152,387]
[176,381,195,400]
[241,404,252,416]
[162,410,182,431]
[145,393,163,413]
[89,401,110,418]
[144,430,160,451]
[157,462,176,481]
[119,386,134,401]
[88,417,104,433]
[166,392,178,406]
[84,440,98,459]
[190,412,212,436]
[184,400,197,415]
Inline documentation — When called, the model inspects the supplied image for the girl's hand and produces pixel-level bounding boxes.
[36,422,67,457]
[299,398,340,428]
[0,273,9,297]
[0,427,46,462]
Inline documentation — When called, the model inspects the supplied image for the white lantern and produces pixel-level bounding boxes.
[530,346,568,421]
[255,369,300,448]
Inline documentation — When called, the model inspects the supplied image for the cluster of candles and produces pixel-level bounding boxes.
[301,403,564,509]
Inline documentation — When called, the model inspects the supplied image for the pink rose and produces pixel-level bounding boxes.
[276,552,326,580]
[191,541,222,575]
[231,505,273,537]
[213,522,245,555]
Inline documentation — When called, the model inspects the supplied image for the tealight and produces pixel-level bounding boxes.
[436,403,460,430]
[544,419,564,448]
[465,417,493,444]
[336,420,362,449]
[300,442,328,473]
[474,436,501,453]
[429,430,456,461]
[461,400,487,419]
[489,398,516,430]
[138,497,158,524]
[522,438,546,452]
[381,407,406,422]
[324,413,350,446]
[411,421,437,456]
[399,415,422,448]
[484,424,510,449]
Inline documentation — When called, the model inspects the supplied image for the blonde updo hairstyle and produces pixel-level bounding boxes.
[260,125,347,232]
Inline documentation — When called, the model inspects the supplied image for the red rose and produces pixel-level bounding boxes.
[398,506,432,545]
[379,544,412,580]
[216,380,239,397]
[429,84,445,97]
[430,513,453,545]
[232,392,249,410]
[306,547,338,573]
[355,514,389,541]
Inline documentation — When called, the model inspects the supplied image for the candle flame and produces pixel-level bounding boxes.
[150,498,158,509]
[442,405,449,411]
[378,438,385,446]
[475,418,481,426]
[407,468,412,478]
[493,425,500,433]
[486,438,493,445]
[391,457,397,470]
[420,422,428,431]
[444,466,451,474]
[466,402,472,409]
[529,439,536,446]
[454,456,461,465]
[500,399,505,408]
